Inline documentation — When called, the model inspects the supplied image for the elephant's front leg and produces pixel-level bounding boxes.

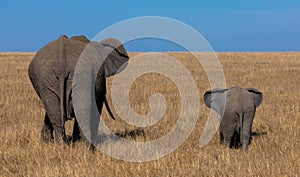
[72,118,98,151]
[72,118,89,143]
[219,130,225,145]
[72,119,81,143]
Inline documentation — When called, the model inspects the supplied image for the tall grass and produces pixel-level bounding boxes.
[0,52,299,176]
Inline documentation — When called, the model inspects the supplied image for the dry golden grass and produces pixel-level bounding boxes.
[0,52,299,176]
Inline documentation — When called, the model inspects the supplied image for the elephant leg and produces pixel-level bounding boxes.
[72,119,88,143]
[241,110,255,151]
[220,131,225,145]
[221,124,235,148]
[220,115,235,147]
[88,107,100,151]
[72,119,98,151]
[230,123,242,148]
[72,119,81,143]
[231,129,240,148]
[70,116,99,152]
[72,119,96,152]
[40,90,66,144]
[41,113,54,142]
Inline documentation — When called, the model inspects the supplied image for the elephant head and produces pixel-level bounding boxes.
[203,86,263,151]
[100,38,129,77]
[71,37,129,149]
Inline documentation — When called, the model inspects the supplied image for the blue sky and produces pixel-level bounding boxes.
[1,0,299,52]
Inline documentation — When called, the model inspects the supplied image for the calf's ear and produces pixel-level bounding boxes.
[203,88,227,114]
[246,88,263,107]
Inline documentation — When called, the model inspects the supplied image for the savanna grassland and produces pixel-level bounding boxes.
[0,52,299,176]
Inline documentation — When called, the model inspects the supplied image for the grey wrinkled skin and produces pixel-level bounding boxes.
[28,35,128,148]
[204,86,263,151]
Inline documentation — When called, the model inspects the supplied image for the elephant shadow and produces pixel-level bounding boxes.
[0,104,3,115]
[114,129,146,141]
[95,128,147,144]
[248,131,267,147]
[251,131,267,137]
[241,131,267,148]
[228,131,267,149]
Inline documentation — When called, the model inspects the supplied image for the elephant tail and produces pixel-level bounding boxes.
[58,77,68,144]
[104,95,116,120]
[58,35,68,141]
[239,113,243,146]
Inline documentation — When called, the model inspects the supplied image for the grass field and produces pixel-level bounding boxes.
[0,52,299,176]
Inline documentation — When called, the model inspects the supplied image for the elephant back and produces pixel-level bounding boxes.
[70,35,90,43]
[29,35,91,81]
[225,86,255,113]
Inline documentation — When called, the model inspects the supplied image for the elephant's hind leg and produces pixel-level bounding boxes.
[222,127,235,148]
[41,113,54,142]
[220,119,235,147]
[40,89,66,144]
[230,130,241,148]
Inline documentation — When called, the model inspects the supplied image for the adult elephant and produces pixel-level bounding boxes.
[203,86,263,151]
[28,35,129,146]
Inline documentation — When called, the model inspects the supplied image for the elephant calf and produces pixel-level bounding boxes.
[204,86,263,151]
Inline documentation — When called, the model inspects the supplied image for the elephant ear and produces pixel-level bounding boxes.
[246,88,263,107]
[99,38,129,78]
[203,88,227,115]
